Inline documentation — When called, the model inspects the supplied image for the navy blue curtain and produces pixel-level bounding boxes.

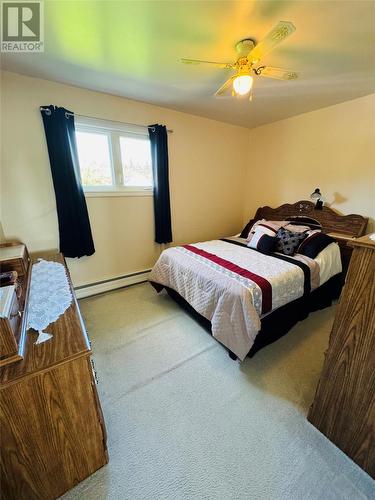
[148,124,172,244]
[40,105,95,258]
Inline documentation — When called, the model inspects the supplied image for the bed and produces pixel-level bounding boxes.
[149,201,368,360]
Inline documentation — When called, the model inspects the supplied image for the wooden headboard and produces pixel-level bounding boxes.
[252,200,368,238]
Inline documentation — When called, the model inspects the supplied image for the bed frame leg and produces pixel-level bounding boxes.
[228,350,237,360]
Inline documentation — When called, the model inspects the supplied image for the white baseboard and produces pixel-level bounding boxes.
[75,269,151,299]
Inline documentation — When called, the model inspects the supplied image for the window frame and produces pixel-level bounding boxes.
[74,117,153,197]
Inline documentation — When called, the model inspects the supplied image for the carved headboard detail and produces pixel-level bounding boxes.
[253,201,368,238]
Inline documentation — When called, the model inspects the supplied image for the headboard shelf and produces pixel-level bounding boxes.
[253,201,368,238]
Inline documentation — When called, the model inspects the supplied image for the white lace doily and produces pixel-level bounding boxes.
[27,259,72,344]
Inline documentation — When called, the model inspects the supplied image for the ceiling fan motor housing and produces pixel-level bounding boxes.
[235,39,255,57]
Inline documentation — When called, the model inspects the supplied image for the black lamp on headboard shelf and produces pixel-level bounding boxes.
[310,188,324,210]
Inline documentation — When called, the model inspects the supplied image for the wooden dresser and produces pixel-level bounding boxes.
[308,235,375,478]
[0,254,108,499]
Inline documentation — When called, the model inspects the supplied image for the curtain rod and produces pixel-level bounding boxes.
[39,107,173,133]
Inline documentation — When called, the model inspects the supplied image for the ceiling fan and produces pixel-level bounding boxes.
[181,21,298,100]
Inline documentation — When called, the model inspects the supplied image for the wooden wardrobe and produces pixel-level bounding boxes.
[308,235,375,478]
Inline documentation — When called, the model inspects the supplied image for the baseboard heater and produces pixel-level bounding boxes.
[75,269,151,299]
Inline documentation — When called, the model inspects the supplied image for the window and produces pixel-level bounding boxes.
[75,117,153,196]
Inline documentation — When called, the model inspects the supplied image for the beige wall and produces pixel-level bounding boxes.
[1,71,249,286]
[244,94,375,232]
[1,71,374,288]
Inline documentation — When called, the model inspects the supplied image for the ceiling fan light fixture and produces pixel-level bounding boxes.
[233,75,253,96]
[181,20,297,100]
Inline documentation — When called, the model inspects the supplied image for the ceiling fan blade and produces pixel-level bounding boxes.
[181,58,233,69]
[214,77,235,96]
[259,66,298,80]
[248,21,296,64]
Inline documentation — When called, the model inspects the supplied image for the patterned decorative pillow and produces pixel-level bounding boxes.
[247,226,277,254]
[276,228,307,256]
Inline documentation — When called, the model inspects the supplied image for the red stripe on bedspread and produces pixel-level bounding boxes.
[183,244,272,314]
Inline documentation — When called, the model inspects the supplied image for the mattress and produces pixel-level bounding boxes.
[149,237,342,361]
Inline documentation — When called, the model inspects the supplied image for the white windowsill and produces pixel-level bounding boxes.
[84,190,153,198]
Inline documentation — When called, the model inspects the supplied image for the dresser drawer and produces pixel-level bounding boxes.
[0,244,30,278]
[0,287,21,361]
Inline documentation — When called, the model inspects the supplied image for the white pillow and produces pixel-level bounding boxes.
[284,223,311,233]
[246,220,287,243]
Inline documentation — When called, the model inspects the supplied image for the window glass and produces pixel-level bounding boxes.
[120,136,153,187]
[76,131,113,186]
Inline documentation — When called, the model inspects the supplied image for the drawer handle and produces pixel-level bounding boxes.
[91,359,99,384]
[10,310,22,319]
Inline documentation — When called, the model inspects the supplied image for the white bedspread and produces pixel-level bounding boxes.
[149,238,341,360]
[316,242,342,286]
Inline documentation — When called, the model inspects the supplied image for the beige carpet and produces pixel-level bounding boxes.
[62,283,374,500]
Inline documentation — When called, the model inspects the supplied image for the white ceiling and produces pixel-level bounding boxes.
[2,0,375,128]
